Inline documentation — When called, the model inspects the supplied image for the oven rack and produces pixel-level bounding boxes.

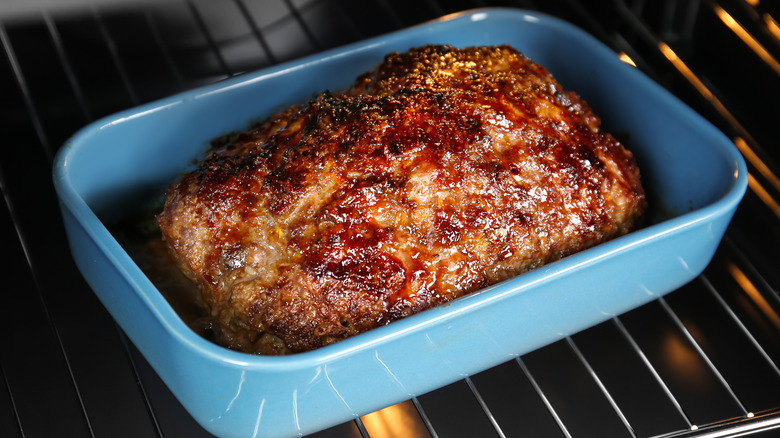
[1,0,779,437]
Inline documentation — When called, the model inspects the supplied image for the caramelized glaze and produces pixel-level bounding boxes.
[157,45,645,353]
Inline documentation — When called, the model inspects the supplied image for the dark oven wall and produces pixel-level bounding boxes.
[1,0,779,437]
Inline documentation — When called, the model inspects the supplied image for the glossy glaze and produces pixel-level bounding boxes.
[157,45,645,354]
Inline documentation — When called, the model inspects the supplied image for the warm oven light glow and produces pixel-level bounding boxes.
[765,14,780,42]
[715,5,780,75]
[733,137,780,194]
[619,52,637,67]
[658,42,714,100]
[747,174,780,220]
[361,400,431,438]
[728,263,780,330]
[662,330,708,388]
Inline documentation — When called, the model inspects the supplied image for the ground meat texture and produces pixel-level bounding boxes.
[156,44,646,354]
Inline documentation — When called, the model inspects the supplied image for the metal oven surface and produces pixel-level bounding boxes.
[1,0,779,437]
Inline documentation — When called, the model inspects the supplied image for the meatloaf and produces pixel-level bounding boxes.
[156,44,646,354]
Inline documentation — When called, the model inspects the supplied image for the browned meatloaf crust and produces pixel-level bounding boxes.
[156,45,646,354]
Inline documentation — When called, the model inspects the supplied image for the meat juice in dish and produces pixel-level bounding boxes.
[155,45,646,354]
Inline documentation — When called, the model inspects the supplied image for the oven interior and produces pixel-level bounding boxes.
[1,0,779,437]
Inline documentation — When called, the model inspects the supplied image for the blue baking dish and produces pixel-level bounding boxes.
[53,8,747,438]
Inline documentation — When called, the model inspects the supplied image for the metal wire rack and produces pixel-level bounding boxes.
[1,0,779,437]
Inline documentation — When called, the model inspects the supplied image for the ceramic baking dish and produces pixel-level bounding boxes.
[53,8,747,438]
